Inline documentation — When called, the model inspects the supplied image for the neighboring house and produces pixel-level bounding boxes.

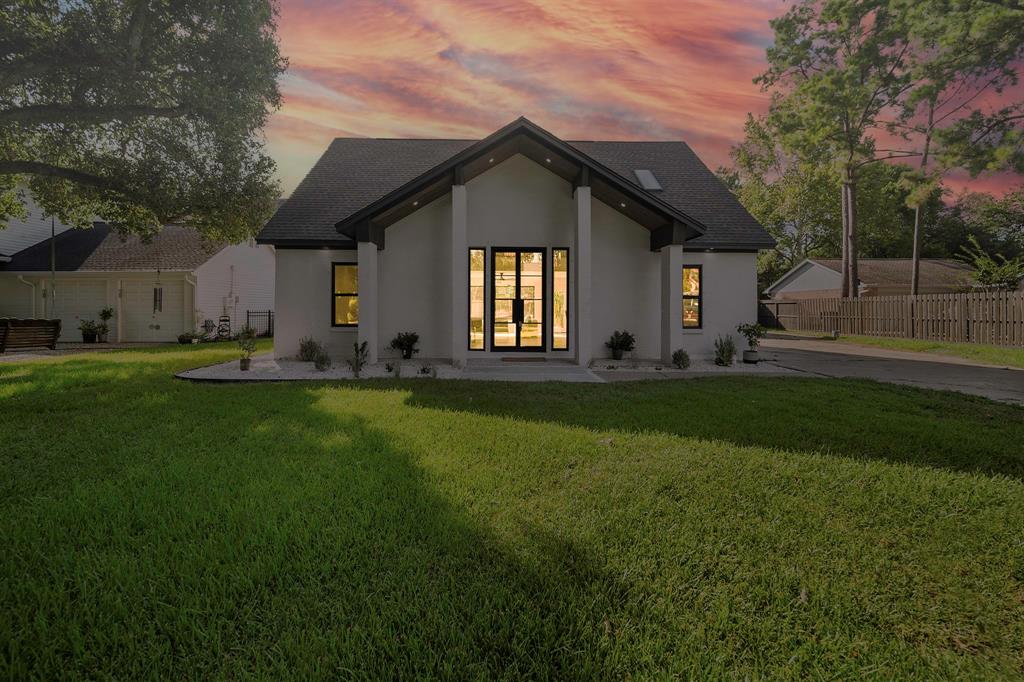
[0,193,72,262]
[764,258,975,300]
[257,117,774,364]
[0,223,275,342]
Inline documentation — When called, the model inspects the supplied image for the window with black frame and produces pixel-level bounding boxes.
[682,265,701,329]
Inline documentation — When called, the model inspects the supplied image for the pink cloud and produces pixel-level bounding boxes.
[269,0,1022,197]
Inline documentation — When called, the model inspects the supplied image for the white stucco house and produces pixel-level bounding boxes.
[257,118,774,365]
[0,222,275,342]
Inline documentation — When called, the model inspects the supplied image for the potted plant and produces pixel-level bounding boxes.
[736,323,767,363]
[79,319,99,343]
[98,307,114,342]
[389,331,420,360]
[238,326,257,371]
[605,330,636,361]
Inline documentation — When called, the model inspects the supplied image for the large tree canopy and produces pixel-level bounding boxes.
[0,0,286,242]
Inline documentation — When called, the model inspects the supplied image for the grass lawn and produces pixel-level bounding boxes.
[836,335,1024,369]
[1,344,1023,678]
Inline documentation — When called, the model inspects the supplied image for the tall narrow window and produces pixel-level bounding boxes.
[469,248,485,350]
[332,263,359,326]
[553,248,569,349]
[152,287,163,313]
[682,265,701,329]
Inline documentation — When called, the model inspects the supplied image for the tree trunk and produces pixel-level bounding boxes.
[840,183,850,298]
[848,177,858,299]
[911,103,935,297]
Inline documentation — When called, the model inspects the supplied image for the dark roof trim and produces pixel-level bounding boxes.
[333,117,708,242]
[255,237,356,249]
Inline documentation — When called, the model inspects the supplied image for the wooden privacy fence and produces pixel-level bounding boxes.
[759,291,1024,347]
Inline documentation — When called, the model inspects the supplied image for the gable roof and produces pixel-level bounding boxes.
[812,258,973,289]
[0,192,73,258]
[0,223,224,272]
[258,118,773,251]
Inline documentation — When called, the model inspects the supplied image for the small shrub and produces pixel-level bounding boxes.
[313,348,332,371]
[714,335,736,366]
[298,336,322,362]
[418,364,432,376]
[736,323,767,350]
[237,326,257,359]
[348,341,369,378]
[605,330,636,360]
[389,331,420,360]
[671,348,690,369]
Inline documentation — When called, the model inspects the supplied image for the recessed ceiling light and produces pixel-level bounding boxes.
[412,201,419,206]
[620,202,626,208]
[488,157,495,163]
[545,157,551,163]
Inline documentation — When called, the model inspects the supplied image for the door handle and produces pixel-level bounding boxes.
[513,299,523,324]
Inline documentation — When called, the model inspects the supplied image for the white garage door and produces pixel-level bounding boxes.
[122,279,186,342]
[52,279,109,341]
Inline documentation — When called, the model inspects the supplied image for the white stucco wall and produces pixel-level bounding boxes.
[590,199,661,360]
[379,198,452,359]
[194,241,276,333]
[673,251,759,358]
[274,248,359,359]
[272,152,761,363]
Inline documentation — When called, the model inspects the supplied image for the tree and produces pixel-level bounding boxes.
[759,0,920,298]
[957,234,1024,288]
[720,114,934,291]
[717,115,842,291]
[894,0,1024,293]
[0,1,286,242]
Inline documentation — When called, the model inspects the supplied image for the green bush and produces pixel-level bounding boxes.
[348,341,369,378]
[389,331,420,360]
[313,348,332,371]
[298,336,322,362]
[671,348,690,369]
[714,335,736,366]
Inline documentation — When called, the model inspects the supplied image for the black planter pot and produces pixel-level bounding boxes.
[240,358,251,371]
[611,348,624,361]
[82,332,97,343]
[401,350,414,360]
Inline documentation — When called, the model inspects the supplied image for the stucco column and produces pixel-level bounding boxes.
[574,185,592,367]
[660,244,683,363]
[450,184,468,367]
[357,240,379,364]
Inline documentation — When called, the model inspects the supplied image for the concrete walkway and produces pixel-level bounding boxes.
[761,342,1024,405]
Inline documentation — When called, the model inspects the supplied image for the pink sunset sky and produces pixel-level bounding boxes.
[266,0,1020,198]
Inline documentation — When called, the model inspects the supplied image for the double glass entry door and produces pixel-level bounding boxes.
[492,249,545,350]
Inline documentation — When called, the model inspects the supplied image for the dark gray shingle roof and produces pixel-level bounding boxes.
[259,137,771,249]
[0,223,223,272]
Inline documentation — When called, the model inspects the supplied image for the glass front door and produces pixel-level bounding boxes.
[492,248,545,350]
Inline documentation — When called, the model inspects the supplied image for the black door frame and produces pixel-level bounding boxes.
[490,247,546,352]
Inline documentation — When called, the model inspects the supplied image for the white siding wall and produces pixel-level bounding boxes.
[0,276,36,318]
[275,248,358,359]
[0,193,72,258]
[769,261,841,297]
[194,241,275,333]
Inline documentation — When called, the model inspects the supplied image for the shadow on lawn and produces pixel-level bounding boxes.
[1,358,642,678]
[389,376,1024,481]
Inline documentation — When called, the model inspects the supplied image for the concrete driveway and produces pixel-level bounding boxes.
[761,339,1024,405]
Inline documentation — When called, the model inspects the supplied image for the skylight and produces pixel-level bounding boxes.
[634,169,662,191]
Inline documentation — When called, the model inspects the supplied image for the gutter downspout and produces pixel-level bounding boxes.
[17,276,37,318]
[184,273,197,333]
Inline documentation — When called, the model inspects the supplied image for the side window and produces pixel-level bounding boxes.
[332,263,358,326]
[682,266,701,329]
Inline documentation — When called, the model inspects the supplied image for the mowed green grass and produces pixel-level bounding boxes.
[836,334,1024,369]
[1,344,1023,678]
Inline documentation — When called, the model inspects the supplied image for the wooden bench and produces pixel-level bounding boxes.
[0,319,62,353]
